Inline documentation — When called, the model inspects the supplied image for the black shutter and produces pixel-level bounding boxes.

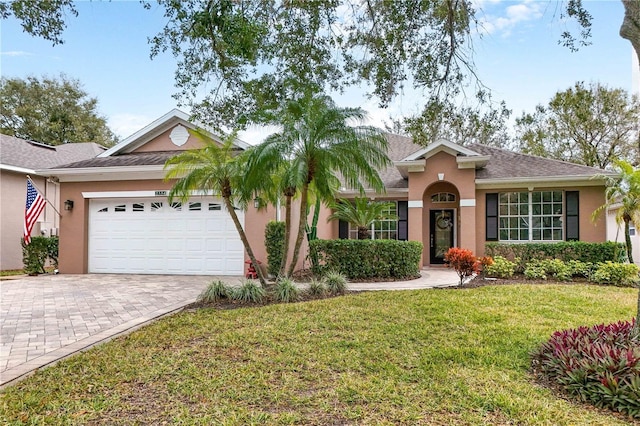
[339,219,349,239]
[397,201,408,241]
[566,191,579,241]
[486,193,499,241]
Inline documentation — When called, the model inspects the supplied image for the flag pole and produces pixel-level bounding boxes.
[26,175,62,217]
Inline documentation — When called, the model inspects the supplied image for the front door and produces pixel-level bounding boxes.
[429,209,455,264]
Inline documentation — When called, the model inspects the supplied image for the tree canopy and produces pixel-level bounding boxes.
[514,82,640,169]
[0,75,118,147]
[148,0,477,129]
[0,0,77,46]
[399,97,512,147]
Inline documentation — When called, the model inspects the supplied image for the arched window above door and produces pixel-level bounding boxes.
[431,192,456,203]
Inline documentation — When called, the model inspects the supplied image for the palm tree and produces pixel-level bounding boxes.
[593,160,640,263]
[164,130,268,286]
[328,198,398,240]
[246,92,391,277]
[592,160,640,331]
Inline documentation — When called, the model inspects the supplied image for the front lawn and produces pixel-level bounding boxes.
[1,284,638,425]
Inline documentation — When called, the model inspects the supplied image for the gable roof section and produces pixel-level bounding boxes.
[0,134,105,174]
[394,138,490,179]
[99,109,249,158]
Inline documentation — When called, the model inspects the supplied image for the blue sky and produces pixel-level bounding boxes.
[1,1,637,144]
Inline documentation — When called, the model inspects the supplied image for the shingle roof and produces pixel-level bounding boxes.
[378,133,422,189]
[58,151,177,168]
[468,143,608,180]
[0,134,105,170]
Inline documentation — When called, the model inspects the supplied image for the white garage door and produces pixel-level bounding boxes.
[89,198,244,275]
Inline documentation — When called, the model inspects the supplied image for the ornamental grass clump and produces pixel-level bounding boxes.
[532,319,640,419]
[197,280,231,303]
[308,278,326,296]
[274,277,299,303]
[324,270,347,294]
[232,280,266,303]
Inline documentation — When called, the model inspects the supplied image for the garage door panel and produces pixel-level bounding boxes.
[89,197,244,275]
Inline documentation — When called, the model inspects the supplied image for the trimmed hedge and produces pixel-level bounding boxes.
[309,239,423,280]
[486,241,626,271]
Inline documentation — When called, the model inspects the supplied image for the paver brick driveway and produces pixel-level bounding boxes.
[0,274,231,387]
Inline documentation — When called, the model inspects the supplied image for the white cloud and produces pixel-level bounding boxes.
[108,113,154,140]
[0,51,33,57]
[475,1,543,38]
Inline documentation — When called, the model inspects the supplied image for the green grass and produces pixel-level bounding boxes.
[0,269,24,277]
[1,284,638,425]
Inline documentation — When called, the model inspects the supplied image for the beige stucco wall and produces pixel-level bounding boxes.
[132,126,208,153]
[405,151,476,266]
[1,171,59,270]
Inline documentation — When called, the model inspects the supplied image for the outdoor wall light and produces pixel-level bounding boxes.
[64,199,74,211]
[254,197,260,209]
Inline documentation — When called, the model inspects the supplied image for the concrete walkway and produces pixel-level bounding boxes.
[0,269,459,388]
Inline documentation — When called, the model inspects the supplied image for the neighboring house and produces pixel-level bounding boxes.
[606,207,640,265]
[0,134,105,270]
[43,110,614,276]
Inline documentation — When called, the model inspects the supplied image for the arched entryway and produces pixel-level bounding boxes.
[423,182,460,265]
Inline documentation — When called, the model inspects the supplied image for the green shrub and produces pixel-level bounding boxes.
[566,260,595,279]
[324,270,348,294]
[592,262,640,287]
[274,277,299,303]
[524,265,547,280]
[231,280,266,303]
[265,221,285,277]
[310,239,422,279]
[532,320,640,419]
[308,278,326,296]
[197,280,231,303]
[524,259,572,281]
[484,256,516,278]
[486,241,626,265]
[21,236,58,275]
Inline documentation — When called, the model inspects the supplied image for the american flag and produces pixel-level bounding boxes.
[24,180,46,245]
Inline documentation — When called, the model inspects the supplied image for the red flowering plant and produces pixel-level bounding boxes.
[444,247,480,285]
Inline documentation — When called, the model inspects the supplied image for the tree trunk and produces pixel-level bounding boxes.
[621,1,640,67]
[278,192,293,278]
[222,196,267,287]
[288,183,309,277]
[625,218,635,263]
[357,227,370,240]
[306,197,321,270]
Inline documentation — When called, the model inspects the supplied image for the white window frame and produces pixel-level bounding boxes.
[498,190,564,242]
[348,201,398,240]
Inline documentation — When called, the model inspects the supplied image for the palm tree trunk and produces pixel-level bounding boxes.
[288,184,309,277]
[357,227,370,240]
[222,196,267,287]
[278,193,293,278]
[625,218,634,263]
